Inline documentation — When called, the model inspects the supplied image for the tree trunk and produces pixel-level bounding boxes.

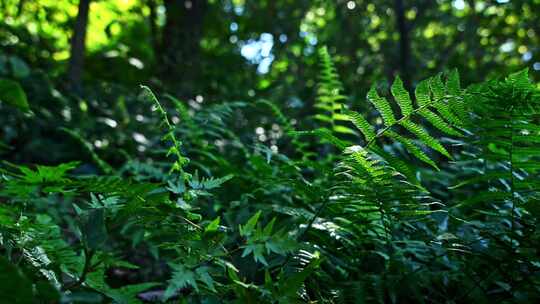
[148,0,160,60]
[394,0,411,89]
[16,0,26,17]
[67,0,91,93]
[159,0,207,94]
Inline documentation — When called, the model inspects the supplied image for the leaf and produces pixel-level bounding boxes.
[164,264,198,300]
[415,79,431,107]
[242,243,268,266]
[391,76,413,116]
[0,256,35,304]
[278,257,321,299]
[201,174,234,189]
[195,267,216,292]
[430,74,463,126]
[0,78,29,111]
[343,108,376,142]
[84,209,108,250]
[419,108,462,136]
[240,211,262,237]
[263,217,276,235]
[400,120,451,158]
[205,217,221,233]
[368,86,396,126]
[387,130,439,170]
[86,267,157,304]
[309,128,350,150]
[332,125,358,136]
[107,283,159,304]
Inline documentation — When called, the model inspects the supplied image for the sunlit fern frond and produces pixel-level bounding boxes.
[452,69,540,209]
[314,47,357,139]
[344,70,466,171]
[331,146,437,229]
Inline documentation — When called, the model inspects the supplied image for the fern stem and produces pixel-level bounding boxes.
[299,193,331,241]
[376,195,393,256]
[509,105,516,297]
[140,85,190,180]
[63,249,95,291]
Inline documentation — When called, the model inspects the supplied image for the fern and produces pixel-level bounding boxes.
[439,69,540,300]
[140,85,190,178]
[454,69,540,207]
[257,99,315,161]
[344,71,465,170]
[314,47,356,139]
[304,48,466,183]
[61,128,114,174]
[333,146,439,235]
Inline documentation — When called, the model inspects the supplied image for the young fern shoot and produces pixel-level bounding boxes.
[140,85,190,180]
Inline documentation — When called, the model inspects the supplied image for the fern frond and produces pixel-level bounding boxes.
[314,47,355,138]
[399,120,451,158]
[343,72,466,171]
[429,74,463,126]
[367,86,396,126]
[452,68,540,220]
[392,76,413,116]
[386,130,439,169]
[293,128,349,151]
[140,85,190,179]
[342,108,376,142]
[328,146,440,248]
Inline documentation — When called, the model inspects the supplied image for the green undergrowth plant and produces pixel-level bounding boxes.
[0,47,539,303]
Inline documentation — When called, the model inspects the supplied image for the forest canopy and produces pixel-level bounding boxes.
[1,0,540,303]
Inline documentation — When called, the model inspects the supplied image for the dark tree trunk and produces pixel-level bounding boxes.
[67,0,91,93]
[394,0,411,89]
[16,0,26,17]
[159,0,207,94]
[147,0,159,60]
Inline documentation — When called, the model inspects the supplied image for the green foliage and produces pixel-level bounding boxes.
[2,25,540,302]
[0,256,37,303]
[347,71,465,170]
[239,212,297,266]
[140,85,190,178]
[3,0,540,302]
[0,78,29,111]
[314,47,355,137]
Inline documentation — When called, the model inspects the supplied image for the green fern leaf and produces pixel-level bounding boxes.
[429,75,463,126]
[386,130,439,169]
[446,69,467,121]
[391,76,413,116]
[418,108,462,136]
[368,86,396,126]
[342,108,376,142]
[400,120,451,158]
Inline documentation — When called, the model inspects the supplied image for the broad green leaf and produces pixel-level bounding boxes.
[0,256,34,304]
[0,78,29,111]
[205,217,221,233]
[240,211,261,237]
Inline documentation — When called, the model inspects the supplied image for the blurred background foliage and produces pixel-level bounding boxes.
[1,0,539,165]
